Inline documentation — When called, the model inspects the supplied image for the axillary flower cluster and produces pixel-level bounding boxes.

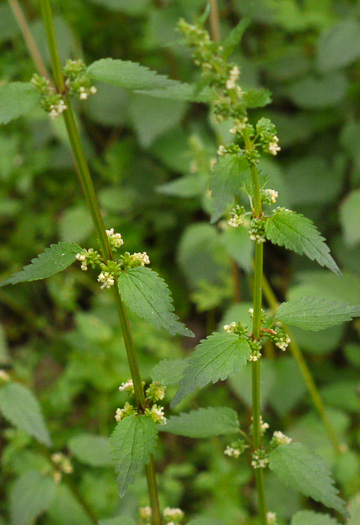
[75,228,150,290]
[116,379,167,426]
[139,506,184,525]
[31,59,97,119]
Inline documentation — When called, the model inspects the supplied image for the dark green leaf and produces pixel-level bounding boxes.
[0,83,40,125]
[151,357,189,386]
[223,17,251,58]
[160,407,240,438]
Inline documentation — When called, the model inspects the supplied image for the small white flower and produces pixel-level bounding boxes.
[97,271,115,289]
[163,507,184,521]
[226,79,236,90]
[267,512,277,524]
[80,92,88,100]
[119,379,134,393]
[250,351,261,362]
[131,252,150,266]
[139,506,152,520]
[0,370,10,382]
[146,404,166,425]
[269,136,281,155]
[106,228,124,249]
[224,446,241,458]
[90,86,97,94]
[272,431,292,446]
[217,145,226,156]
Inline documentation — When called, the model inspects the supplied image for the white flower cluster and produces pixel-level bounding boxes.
[274,333,291,351]
[146,381,166,402]
[119,379,134,393]
[226,65,240,90]
[97,271,115,289]
[249,232,266,244]
[51,452,73,483]
[79,85,97,100]
[224,321,237,333]
[251,450,269,469]
[49,99,67,120]
[106,228,124,249]
[250,351,262,362]
[217,144,226,156]
[224,445,242,458]
[272,431,292,446]
[262,189,278,204]
[131,252,150,266]
[228,216,243,227]
[230,116,248,135]
[139,506,152,523]
[267,512,277,524]
[146,404,166,425]
[76,252,88,271]
[163,507,184,523]
[268,136,281,155]
[115,401,136,422]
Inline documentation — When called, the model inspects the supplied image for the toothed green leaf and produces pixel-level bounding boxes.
[0,242,81,286]
[0,83,40,125]
[118,266,194,337]
[222,17,251,58]
[0,382,51,446]
[110,414,158,497]
[269,443,349,517]
[172,333,251,407]
[160,406,240,438]
[265,208,341,276]
[10,471,57,525]
[210,154,250,223]
[276,297,360,331]
[151,357,189,386]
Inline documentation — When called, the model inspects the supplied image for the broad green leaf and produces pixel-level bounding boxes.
[265,208,341,276]
[10,471,57,525]
[209,154,250,223]
[276,297,360,331]
[157,174,205,198]
[68,434,112,467]
[171,333,251,407]
[269,443,348,517]
[317,20,360,73]
[110,414,158,497]
[59,207,92,243]
[0,83,40,125]
[0,242,81,286]
[348,493,360,525]
[243,88,272,108]
[291,510,340,524]
[221,226,253,272]
[160,407,240,438]
[47,485,93,525]
[151,357,189,386]
[223,17,251,58]
[87,58,179,91]
[340,190,360,247]
[118,266,194,337]
[288,73,347,109]
[0,382,51,446]
[136,83,214,102]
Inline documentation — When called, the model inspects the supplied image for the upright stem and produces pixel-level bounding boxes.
[243,129,267,524]
[209,0,221,42]
[39,1,162,522]
[262,276,343,454]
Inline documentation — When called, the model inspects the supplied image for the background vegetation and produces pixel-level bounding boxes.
[1,0,360,523]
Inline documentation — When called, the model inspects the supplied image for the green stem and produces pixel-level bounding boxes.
[39,1,162,522]
[243,128,267,524]
[262,275,343,455]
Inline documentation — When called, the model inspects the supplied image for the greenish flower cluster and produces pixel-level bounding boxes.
[116,379,167,425]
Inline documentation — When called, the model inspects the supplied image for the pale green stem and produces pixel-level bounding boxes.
[39,1,162,522]
[262,275,343,454]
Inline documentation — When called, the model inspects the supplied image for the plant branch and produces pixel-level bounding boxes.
[209,0,221,42]
[38,1,162,522]
[262,275,343,455]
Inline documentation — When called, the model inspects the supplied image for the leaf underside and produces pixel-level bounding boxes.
[160,406,240,438]
[269,443,349,517]
[276,296,360,331]
[171,332,251,407]
[110,414,158,497]
[0,242,81,286]
[265,208,341,276]
[118,266,194,337]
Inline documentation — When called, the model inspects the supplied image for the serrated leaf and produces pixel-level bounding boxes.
[243,88,272,108]
[118,266,194,337]
[68,434,112,467]
[87,58,179,91]
[110,414,158,497]
[151,357,189,386]
[0,242,81,286]
[0,382,51,446]
[265,208,341,276]
[10,471,57,525]
[223,17,251,58]
[0,83,40,125]
[160,407,239,438]
[276,297,360,331]
[317,20,360,73]
[291,510,340,525]
[171,333,251,407]
[210,154,250,223]
[136,82,214,102]
[340,189,360,247]
[269,443,348,517]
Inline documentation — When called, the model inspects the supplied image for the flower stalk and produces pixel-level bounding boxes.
[39,0,162,522]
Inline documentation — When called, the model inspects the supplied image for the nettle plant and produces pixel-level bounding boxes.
[1,2,360,525]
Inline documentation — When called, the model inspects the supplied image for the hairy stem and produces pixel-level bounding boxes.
[262,275,343,454]
[39,1,162,522]
[243,129,267,523]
